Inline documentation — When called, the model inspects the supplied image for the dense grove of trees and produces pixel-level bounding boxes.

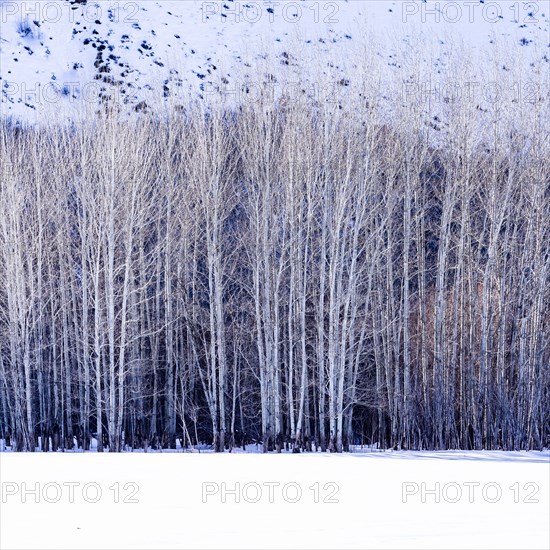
[0,78,549,452]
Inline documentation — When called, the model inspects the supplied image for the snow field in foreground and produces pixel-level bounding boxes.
[0,451,548,549]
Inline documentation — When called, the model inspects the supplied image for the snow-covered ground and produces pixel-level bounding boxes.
[1,1,549,122]
[1,450,548,549]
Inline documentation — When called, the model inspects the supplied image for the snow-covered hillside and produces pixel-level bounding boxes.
[1,0,549,121]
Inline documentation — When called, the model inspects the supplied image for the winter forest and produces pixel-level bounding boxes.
[2,81,548,453]
[2,2,550,550]
[1,0,550,457]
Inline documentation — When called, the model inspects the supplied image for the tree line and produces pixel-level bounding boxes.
[0,83,548,452]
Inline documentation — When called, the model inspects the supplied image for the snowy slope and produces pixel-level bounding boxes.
[1,450,549,549]
[1,0,549,122]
